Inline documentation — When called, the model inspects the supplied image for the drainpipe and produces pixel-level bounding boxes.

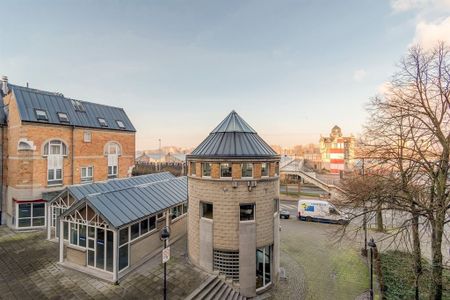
[72,125,75,185]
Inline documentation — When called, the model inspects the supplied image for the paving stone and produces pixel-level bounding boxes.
[0,226,205,300]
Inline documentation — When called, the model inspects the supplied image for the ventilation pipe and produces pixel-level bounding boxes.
[1,76,8,95]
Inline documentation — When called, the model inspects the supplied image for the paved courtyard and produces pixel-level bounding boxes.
[0,226,208,300]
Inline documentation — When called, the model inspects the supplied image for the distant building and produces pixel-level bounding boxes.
[0,76,136,229]
[136,152,186,164]
[319,125,355,174]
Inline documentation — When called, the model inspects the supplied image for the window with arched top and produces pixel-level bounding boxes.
[43,140,68,185]
[105,142,121,178]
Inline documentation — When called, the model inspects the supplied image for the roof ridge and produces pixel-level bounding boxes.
[9,84,126,111]
[85,176,185,199]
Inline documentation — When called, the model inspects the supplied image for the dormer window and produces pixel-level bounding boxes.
[116,120,125,129]
[71,99,85,112]
[35,109,48,121]
[57,112,69,123]
[98,118,108,127]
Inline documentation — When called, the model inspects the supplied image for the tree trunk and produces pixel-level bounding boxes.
[411,206,422,300]
[376,200,384,232]
[430,214,444,300]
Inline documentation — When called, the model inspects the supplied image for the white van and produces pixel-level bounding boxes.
[297,199,349,225]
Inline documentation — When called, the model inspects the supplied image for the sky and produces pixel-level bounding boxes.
[1,0,450,150]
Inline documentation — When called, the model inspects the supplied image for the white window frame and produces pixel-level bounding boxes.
[202,163,212,178]
[35,109,48,121]
[98,118,108,127]
[241,163,253,179]
[261,163,269,177]
[45,140,67,185]
[116,120,125,129]
[16,202,46,229]
[83,131,92,143]
[57,112,70,123]
[220,163,232,179]
[171,203,187,223]
[81,166,94,183]
[106,143,120,178]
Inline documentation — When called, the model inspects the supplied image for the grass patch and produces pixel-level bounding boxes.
[330,249,370,299]
[380,250,450,299]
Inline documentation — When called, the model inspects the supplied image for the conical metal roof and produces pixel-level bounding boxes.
[190,111,278,158]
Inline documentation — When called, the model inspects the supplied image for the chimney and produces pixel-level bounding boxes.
[1,75,8,95]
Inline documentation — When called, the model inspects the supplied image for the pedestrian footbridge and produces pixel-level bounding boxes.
[279,157,345,199]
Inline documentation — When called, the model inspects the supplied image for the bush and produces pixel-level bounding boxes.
[380,250,450,299]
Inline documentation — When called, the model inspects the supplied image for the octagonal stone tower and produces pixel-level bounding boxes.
[187,111,280,297]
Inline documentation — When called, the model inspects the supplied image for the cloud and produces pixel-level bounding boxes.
[412,16,450,49]
[353,69,367,82]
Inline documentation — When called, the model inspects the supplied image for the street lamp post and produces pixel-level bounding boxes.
[368,238,377,300]
[160,226,171,300]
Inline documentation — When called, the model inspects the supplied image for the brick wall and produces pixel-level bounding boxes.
[2,91,136,225]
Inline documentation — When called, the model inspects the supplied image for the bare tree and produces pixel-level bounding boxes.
[341,42,450,299]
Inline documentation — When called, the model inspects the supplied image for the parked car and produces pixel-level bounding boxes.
[279,210,290,219]
[297,199,349,225]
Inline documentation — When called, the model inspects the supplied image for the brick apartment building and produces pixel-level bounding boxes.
[0,76,136,230]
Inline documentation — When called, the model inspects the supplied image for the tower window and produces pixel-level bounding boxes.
[201,202,213,219]
[240,204,255,221]
[202,163,212,177]
[190,162,196,176]
[261,163,269,177]
[220,163,232,178]
[241,163,253,178]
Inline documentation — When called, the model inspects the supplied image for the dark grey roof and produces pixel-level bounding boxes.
[42,190,64,202]
[189,111,278,158]
[71,176,187,229]
[9,84,136,131]
[51,172,175,203]
[0,105,6,125]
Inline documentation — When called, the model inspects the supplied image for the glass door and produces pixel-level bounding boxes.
[256,245,272,290]
[96,228,105,269]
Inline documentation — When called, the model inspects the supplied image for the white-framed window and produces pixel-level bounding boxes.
[220,163,232,178]
[83,131,92,143]
[106,142,121,178]
[241,163,253,178]
[171,203,187,222]
[81,166,93,183]
[202,163,212,177]
[57,112,70,123]
[261,163,269,177]
[190,162,196,176]
[98,118,108,127]
[35,109,48,121]
[17,202,45,228]
[44,140,68,185]
[116,120,125,129]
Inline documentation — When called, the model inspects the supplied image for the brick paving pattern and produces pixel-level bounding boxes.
[0,227,208,300]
